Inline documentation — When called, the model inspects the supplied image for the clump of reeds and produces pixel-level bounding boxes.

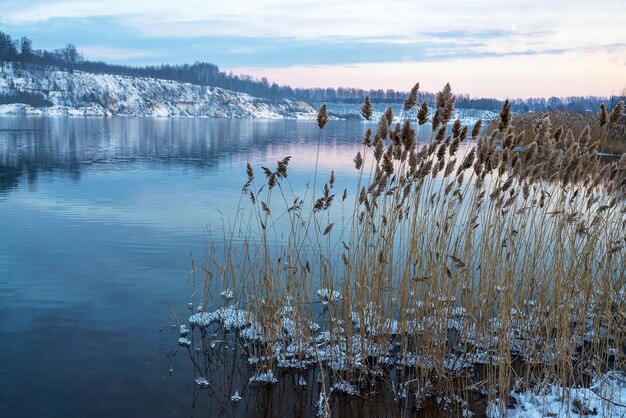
[180,83,626,417]
[489,103,626,155]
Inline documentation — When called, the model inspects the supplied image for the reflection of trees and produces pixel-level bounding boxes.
[0,118,364,195]
[0,124,82,194]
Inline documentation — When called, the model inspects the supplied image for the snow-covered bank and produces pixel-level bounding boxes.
[487,372,626,417]
[0,63,316,119]
[313,101,498,125]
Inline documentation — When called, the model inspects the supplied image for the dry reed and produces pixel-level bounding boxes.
[180,84,626,417]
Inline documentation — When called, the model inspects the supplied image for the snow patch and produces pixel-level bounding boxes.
[249,370,279,385]
[317,288,341,305]
[489,372,626,417]
[189,305,252,329]
[331,381,359,396]
[195,377,210,389]
[230,391,242,403]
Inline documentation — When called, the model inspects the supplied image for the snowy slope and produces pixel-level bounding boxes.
[314,101,498,126]
[0,63,316,119]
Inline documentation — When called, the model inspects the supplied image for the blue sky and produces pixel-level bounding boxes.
[1,0,625,98]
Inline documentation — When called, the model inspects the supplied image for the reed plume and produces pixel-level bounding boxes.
[361,95,373,121]
[317,104,329,129]
[498,99,511,131]
[599,103,608,127]
[403,82,420,111]
[609,100,624,124]
[417,100,429,126]
[471,119,482,138]
[435,83,455,126]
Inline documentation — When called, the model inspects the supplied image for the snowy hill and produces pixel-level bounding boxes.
[313,101,498,126]
[0,63,316,119]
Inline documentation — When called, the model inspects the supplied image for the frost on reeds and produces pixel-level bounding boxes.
[180,84,626,416]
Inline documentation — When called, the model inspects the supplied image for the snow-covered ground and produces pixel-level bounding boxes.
[0,63,316,119]
[314,101,498,126]
[488,372,626,417]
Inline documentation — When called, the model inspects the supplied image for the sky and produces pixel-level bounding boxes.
[1,0,625,98]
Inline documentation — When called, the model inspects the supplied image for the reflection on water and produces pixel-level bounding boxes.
[0,117,358,194]
[0,116,430,418]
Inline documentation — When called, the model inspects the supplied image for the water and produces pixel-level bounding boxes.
[0,117,392,418]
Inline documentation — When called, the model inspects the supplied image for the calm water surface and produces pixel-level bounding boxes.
[0,117,401,417]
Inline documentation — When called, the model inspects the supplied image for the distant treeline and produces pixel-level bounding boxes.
[1,31,624,112]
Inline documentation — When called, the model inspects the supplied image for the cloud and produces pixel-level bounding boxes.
[2,0,623,41]
[3,1,624,59]
[1,0,156,23]
[1,0,625,96]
